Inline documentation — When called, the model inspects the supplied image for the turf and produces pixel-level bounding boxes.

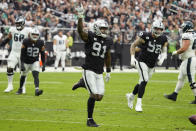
[0,72,196,131]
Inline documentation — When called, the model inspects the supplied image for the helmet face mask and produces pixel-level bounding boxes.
[30,28,40,41]
[152,21,164,37]
[15,17,25,30]
[94,20,109,38]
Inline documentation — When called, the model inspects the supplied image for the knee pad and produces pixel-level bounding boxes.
[7,68,14,76]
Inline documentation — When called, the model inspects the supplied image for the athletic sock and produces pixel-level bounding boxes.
[87,97,95,119]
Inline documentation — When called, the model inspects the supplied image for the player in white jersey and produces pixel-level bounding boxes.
[53,30,69,71]
[165,21,196,104]
[0,16,31,93]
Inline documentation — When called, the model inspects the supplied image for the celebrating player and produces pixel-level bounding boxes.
[75,4,112,127]
[0,16,30,93]
[126,20,168,112]
[164,21,196,104]
[16,28,45,96]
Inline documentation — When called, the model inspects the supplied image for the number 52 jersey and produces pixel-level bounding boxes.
[9,27,31,55]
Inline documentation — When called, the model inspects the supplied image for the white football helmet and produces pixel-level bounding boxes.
[30,28,40,41]
[93,19,109,38]
[15,16,25,30]
[151,20,164,37]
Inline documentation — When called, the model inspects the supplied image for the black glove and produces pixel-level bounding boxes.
[21,62,25,71]
[42,65,45,72]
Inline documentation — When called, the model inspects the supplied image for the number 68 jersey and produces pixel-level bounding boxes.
[137,32,168,68]
[9,27,31,55]
[82,31,112,74]
[179,32,196,60]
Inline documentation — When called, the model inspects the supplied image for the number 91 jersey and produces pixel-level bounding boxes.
[9,27,30,53]
[138,32,168,68]
[82,31,112,74]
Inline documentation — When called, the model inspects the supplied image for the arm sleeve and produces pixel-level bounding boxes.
[40,41,45,65]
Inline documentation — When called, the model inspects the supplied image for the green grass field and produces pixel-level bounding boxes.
[0,72,196,131]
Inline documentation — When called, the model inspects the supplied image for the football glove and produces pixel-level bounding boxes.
[157,57,165,66]
[21,62,25,71]
[76,4,84,18]
[130,55,136,68]
[105,73,111,83]
[172,51,177,56]
[42,65,45,72]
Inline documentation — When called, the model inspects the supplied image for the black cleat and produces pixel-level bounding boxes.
[72,78,86,90]
[87,119,99,127]
[190,100,196,104]
[35,89,43,96]
[16,88,22,95]
[62,68,64,71]
[164,92,177,101]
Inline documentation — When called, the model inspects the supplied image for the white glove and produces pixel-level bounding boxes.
[76,4,84,18]
[157,57,165,66]
[130,55,136,68]
[105,73,111,82]
[172,51,177,56]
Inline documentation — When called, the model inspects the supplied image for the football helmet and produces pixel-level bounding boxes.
[93,19,109,38]
[30,28,40,41]
[180,21,194,33]
[151,20,164,37]
[15,16,25,30]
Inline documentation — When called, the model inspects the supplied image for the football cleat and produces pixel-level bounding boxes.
[4,85,13,93]
[164,92,177,101]
[16,88,22,95]
[126,93,134,109]
[87,119,99,127]
[72,78,86,90]
[62,68,64,71]
[135,103,143,112]
[35,89,43,96]
[190,100,196,104]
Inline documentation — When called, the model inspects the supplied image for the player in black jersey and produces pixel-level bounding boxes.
[75,4,112,127]
[16,28,45,96]
[126,20,168,112]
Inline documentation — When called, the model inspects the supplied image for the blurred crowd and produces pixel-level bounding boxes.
[0,0,196,68]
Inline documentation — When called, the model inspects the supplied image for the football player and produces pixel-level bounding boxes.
[75,4,112,127]
[53,30,69,71]
[164,21,196,104]
[16,28,45,96]
[0,16,30,93]
[126,20,168,112]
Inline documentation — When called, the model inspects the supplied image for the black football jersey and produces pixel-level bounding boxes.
[137,32,168,68]
[82,31,112,74]
[22,38,45,64]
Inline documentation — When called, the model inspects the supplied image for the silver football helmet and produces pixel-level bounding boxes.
[151,20,164,37]
[93,19,109,38]
[30,28,40,41]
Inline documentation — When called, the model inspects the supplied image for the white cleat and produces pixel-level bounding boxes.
[135,103,143,112]
[22,86,26,94]
[126,93,134,109]
[4,85,13,93]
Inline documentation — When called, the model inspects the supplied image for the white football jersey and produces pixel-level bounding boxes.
[53,35,67,51]
[179,32,196,60]
[9,27,31,53]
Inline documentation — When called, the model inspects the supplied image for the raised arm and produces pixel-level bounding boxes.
[77,18,88,42]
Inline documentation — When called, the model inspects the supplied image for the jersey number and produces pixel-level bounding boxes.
[14,33,25,42]
[92,42,106,58]
[27,47,39,57]
[192,39,196,49]
[147,42,162,54]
